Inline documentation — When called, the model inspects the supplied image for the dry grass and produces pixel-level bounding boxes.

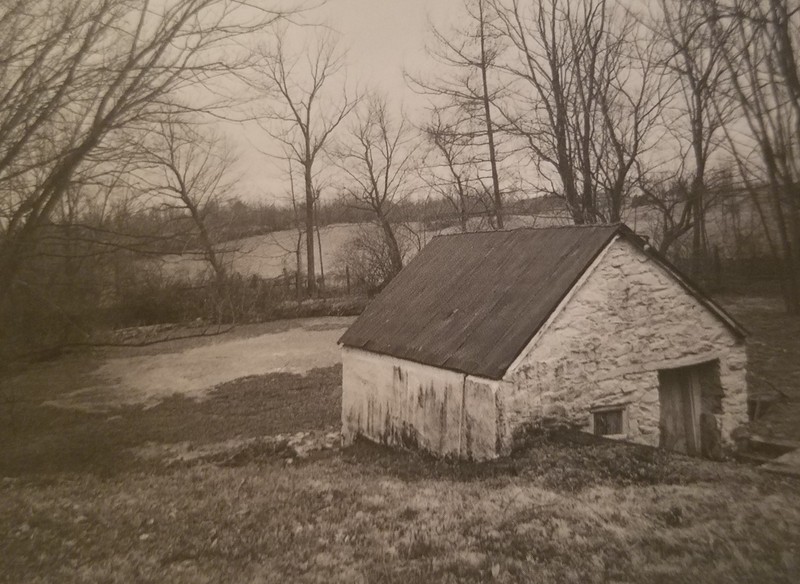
[1,438,798,584]
[721,295,800,441]
[1,295,800,583]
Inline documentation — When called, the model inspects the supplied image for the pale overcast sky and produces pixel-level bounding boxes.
[324,0,457,94]
[234,0,462,202]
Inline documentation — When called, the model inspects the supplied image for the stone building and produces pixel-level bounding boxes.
[339,224,748,460]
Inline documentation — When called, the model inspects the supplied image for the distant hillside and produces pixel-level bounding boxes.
[151,216,553,283]
[150,195,774,285]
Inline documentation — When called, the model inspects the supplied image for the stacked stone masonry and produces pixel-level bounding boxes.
[501,237,747,452]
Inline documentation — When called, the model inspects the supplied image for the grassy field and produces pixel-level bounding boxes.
[1,298,799,583]
[723,296,800,442]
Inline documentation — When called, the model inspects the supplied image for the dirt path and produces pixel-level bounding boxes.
[11,317,354,412]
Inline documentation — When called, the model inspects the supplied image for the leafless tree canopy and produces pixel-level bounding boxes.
[0,0,280,307]
[492,0,666,224]
[250,27,358,296]
[698,0,800,312]
[420,109,482,232]
[337,96,417,280]
[631,0,737,273]
[409,0,509,228]
[5,0,800,352]
[132,116,237,286]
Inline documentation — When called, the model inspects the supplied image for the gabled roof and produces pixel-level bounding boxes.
[339,224,745,380]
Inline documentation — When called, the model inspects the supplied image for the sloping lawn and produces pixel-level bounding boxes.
[1,436,798,584]
[1,297,799,583]
[0,365,343,477]
[722,296,800,442]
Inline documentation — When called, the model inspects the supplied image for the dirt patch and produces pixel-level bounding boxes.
[133,430,342,467]
[0,365,342,477]
[6,316,354,412]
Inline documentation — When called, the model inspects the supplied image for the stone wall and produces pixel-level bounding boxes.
[341,348,501,459]
[501,236,748,452]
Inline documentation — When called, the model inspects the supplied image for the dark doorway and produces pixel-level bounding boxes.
[658,361,723,457]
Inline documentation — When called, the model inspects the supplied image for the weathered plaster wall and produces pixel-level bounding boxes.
[341,348,500,459]
[463,376,500,460]
[501,237,748,451]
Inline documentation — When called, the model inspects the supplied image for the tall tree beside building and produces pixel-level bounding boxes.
[492,0,665,224]
[702,0,800,312]
[409,0,507,228]
[648,0,738,277]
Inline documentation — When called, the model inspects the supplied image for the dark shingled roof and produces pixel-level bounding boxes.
[339,224,744,379]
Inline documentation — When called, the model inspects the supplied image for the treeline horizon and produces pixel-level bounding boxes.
[3,0,800,365]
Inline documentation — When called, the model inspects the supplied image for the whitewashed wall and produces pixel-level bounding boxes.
[501,237,748,451]
[341,347,500,459]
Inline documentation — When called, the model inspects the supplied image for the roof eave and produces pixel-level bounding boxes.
[340,342,506,380]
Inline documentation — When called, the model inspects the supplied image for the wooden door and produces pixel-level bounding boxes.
[658,368,701,455]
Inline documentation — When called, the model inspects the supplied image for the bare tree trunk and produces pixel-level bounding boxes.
[420,109,476,232]
[295,230,304,301]
[304,159,316,296]
[704,0,800,312]
[767,182,800,313]
[252,31,356,297]
[179,191,226,287]
[379,218,404,276]
[457,175,470,232]
[315,201,325,292]
[337,95,413,286]
[690,177,706,279]
[479,0,503,229]
[409,0,506,230]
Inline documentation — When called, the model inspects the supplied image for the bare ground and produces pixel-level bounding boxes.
[2,316,354,412]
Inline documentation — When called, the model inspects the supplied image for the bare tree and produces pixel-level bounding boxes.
[702,0,800,312]
[251,28,357,296]
[0,0,278,310]
[337,97,417,280]
[646,0,737,274]
[420,109,480,231]
[639,175,694,254]
[408,0,507,227]
[134,117,236,289]
[492,0,666,224]
[285,156,306,299]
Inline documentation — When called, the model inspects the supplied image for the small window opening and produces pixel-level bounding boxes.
[593,408,624,436]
